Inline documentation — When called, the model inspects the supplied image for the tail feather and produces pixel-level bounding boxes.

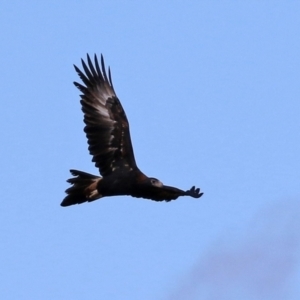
[61,169,102,207]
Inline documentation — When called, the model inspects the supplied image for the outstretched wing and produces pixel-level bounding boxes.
[132,185,203,202]
[74,54,137,176]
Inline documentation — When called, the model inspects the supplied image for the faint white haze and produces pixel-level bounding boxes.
[170,199,300,300]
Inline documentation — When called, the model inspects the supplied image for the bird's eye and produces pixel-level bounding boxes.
[151,179,156,184]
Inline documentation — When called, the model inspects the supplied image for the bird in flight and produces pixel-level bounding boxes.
[61,54,203,207]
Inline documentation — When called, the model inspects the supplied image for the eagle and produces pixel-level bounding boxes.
[61,54,203,207]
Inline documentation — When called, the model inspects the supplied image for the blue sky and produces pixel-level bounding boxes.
[1,1,299,299]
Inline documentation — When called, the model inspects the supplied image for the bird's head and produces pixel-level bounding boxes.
[149,177,163,188]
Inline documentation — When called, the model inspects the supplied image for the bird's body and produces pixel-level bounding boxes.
[61,54,203,207]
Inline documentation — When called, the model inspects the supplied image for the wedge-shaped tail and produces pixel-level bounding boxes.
[61,170,102,207]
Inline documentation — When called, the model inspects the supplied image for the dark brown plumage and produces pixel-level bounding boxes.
[61,54,203,207]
